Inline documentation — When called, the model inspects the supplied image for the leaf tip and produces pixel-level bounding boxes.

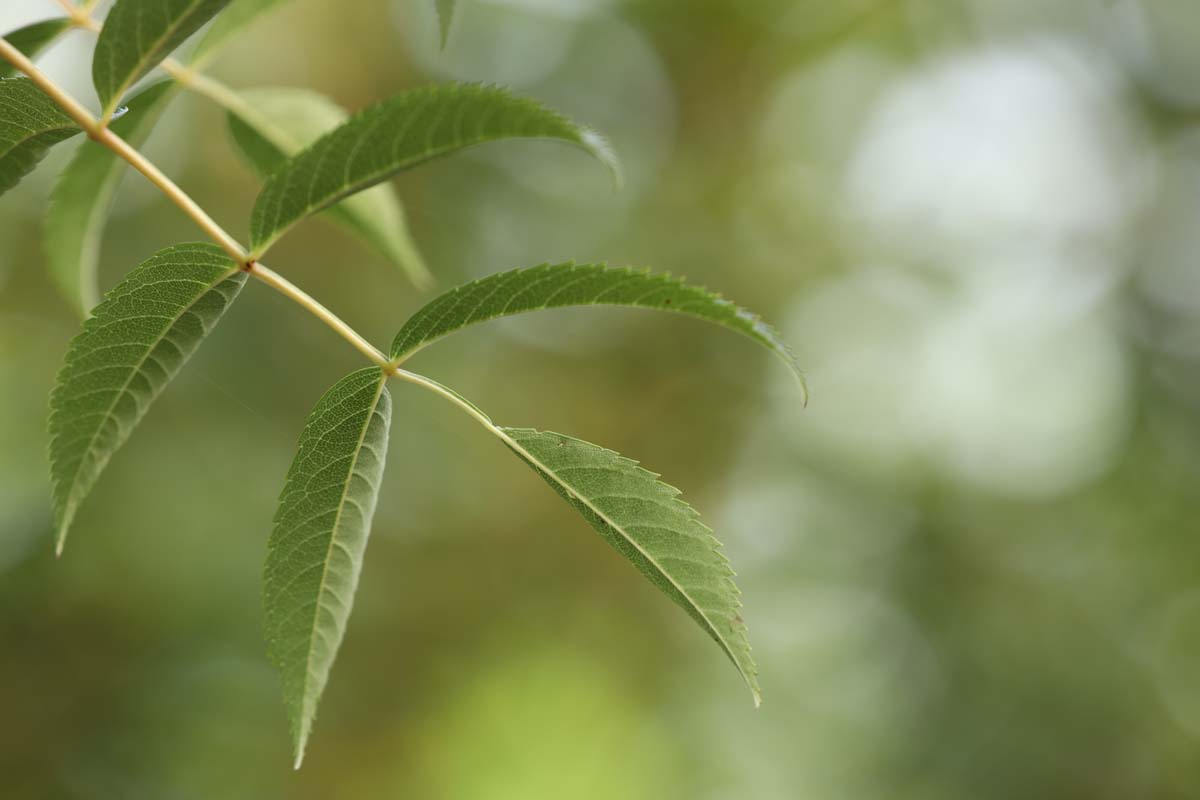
[53,514,71,558]
[579,128,623,189]
[292,721,311,770]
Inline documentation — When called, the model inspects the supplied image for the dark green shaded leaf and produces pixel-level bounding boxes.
[264,367,392,768]
[46,81,180,316]
[0,77,81,198]
[390,263,806,399]
[249,83,618,258]
[48,243,246,554]
[92,0,232,116]
[0,18,72,79]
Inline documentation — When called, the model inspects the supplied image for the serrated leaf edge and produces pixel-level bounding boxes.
[49,258,242,554]
[498,425,761,705]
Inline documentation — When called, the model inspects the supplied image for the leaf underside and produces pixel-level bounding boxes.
[226,87,430,288]
[500,427,760,703]
[264,367,392,769]
[47,81,180,316]
[0,18,72,79]
[189,0,295,67]
[0,78,81,198]
[389,263,806,397]
[92,0,233,115]
[249,82,618,258]
[48,243,246,554]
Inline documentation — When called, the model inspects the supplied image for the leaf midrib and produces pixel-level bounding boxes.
[297,372,387,754]
[2,123,78,158]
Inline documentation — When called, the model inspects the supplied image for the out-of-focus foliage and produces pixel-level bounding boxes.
[4,0,1200,797]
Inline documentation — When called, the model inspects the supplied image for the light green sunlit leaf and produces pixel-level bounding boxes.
[390,263,806,399]
[0,77,80,198]
[226,87,431,288]
[0,18,72,79]
[92,0,232,117]
[48,243,246,555]
[249,83,619,258]
[46,81,180,316]
[189,0,295,67]
[264,367,392,768]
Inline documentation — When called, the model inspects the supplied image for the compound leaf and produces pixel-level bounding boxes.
[264,367,392,769]
[48,243,246,555]
[390,263,806,399]
[226,87,430,288]
[92,0,232,117]
[500,426,760,703]
[0,77,81,198]
[1,18,72,79]
[249,83,618,258]
[190,0,295,67]
[47,81,180,316]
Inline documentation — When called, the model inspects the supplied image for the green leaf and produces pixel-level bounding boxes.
[1,18,72,79]
[390,263,806,399]
[46,81,180,316]
[500,427,760,703]
[435,0,457,46]
[264,367,392,769]
[189,0,294,67]
[92,0,233,117]
[48,243,246,555]
[249,83,619,259]
[226,87,431,288]
[0,77,81,198]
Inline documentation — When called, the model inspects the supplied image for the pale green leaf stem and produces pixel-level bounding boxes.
[46,81,180,316]
[389,263,806,401]
[0,18,72,79]
[0,77,81,197]
[264,367,392,768]
[92,0,232,119]
[249,83,620,259]
[48,243,246,554]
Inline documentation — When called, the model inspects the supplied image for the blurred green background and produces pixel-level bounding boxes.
[4,0,1200,797]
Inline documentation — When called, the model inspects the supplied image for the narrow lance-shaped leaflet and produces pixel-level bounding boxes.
[92,0,233,118]
[0,18,72,79]
[249,83,619,259]
[390,262,807,401]
[264,367,392,769]
[47,81,181,316]
[225,87,431,288]
[48,244,247,554]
